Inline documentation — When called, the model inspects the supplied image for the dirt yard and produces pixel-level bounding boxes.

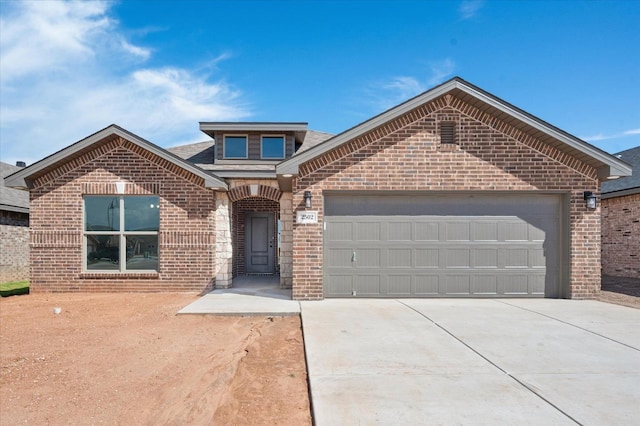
[0,293,312,425]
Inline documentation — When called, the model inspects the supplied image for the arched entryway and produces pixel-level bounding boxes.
[228,185,282,277]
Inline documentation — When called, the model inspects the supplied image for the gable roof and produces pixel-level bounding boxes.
[4,125,228,191]
[276,77,632,180]
[601,146,639,198]
[1,162,29,213]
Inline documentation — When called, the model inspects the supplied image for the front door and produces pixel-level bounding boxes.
[245,212,275,274]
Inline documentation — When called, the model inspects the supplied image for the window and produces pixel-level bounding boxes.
[223,135,248,158]
[440,122,456,144]
[84,196,159,272]
[261,135,285,159]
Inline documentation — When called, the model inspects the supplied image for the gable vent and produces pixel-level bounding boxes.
[440,122,456,144]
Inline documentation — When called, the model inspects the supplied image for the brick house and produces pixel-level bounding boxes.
[1,161,29,283]
[601,146,639,279]
[5,77,631,299]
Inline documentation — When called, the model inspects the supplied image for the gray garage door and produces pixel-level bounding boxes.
[324,193,563,298]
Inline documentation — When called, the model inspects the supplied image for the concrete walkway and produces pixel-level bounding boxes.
[178,276,300,316]
[301,299,640,425]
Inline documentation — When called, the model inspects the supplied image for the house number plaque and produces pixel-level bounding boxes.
[296,211,318,224]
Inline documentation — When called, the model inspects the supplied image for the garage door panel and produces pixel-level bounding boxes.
[388,275,412,295]
[445,275,471,295]
[324,194,562,298]
[415,275,440,295]
[388,222,412,240]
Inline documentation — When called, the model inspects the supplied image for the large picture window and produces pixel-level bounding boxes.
[84,196,159,272]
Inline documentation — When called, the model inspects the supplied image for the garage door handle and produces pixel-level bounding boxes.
[352,251,356,262]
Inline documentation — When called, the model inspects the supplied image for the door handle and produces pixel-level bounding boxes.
[352,251,356,262]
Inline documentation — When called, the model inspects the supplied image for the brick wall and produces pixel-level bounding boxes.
[602,193,640,278]
[0,210,29,283]
[292,94,600,300]
[29,137,217,292]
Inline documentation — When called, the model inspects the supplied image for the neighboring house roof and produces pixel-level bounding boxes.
[4,125,228,191]
[601,146,640,198]
[276,76,632,180]
[0,162,29,213]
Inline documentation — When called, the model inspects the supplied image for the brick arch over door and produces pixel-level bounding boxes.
[228,185,282,203]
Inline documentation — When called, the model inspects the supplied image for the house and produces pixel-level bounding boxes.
[1,161,29,283]
[601,146,639,279]
[4,77,631,299]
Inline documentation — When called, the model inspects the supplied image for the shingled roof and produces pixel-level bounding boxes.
[1,162,29,213]
[602,146,640,198]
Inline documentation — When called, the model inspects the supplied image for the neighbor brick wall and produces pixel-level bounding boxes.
[0,210,29,283]
[29,137,218,292]
[601,193,640,279]
[292,94,600,300]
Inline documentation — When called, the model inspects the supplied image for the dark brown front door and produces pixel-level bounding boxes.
[245,212,275,274]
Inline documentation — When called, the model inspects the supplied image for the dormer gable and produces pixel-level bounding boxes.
[199,122,308,163]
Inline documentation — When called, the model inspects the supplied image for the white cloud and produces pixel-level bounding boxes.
[0,0,249,166]
[582,128,640,142]
[458,0,484,20]
[427,58,456,85]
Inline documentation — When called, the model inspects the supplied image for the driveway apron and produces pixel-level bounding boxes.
[300,299,640,425]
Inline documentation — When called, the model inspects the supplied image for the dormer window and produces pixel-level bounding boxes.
[223,135,248,159]
[261,135,285,159]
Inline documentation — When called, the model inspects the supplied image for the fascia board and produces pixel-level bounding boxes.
[200,122,308,132]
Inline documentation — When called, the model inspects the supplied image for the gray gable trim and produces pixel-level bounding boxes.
[276,77,632,180]
[4,125,228,191]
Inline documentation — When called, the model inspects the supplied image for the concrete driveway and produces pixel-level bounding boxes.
[300,299,640,425]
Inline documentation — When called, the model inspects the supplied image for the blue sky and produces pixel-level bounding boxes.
[1,0,639,166]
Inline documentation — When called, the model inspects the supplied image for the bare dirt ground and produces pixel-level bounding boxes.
[0,293,312,425]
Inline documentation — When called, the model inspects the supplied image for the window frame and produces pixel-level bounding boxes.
[83,195,160,273]
[223,134,249,159]
[260,134,286,159]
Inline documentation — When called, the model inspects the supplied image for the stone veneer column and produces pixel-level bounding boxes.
[215,192,233,288]
[279,192,293,289]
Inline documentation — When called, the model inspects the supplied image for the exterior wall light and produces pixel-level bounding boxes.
[583,191,597,209]
[304,191,312,208]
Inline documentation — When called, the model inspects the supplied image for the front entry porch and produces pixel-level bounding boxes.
[178,275,299,315]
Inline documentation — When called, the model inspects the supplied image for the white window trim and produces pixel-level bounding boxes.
[260,134,286,159]
[83,196,159,274]
[223,134,249,159]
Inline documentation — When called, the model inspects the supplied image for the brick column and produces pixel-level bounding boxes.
[215,192,233,288]
[279,192,293,288]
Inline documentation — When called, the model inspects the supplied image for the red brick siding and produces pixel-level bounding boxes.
[602,193,640,279]
[232,198,280,276]
[0,210,29,283]
[292,96,600,300]
[29,138,217,292]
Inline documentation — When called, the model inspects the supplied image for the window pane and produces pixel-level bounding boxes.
[126,235,158,271]
[85,196,120,231]
[124,196,159,231]
[86,235,119,270]
[224,136,247,158]
[262,136,285,158]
